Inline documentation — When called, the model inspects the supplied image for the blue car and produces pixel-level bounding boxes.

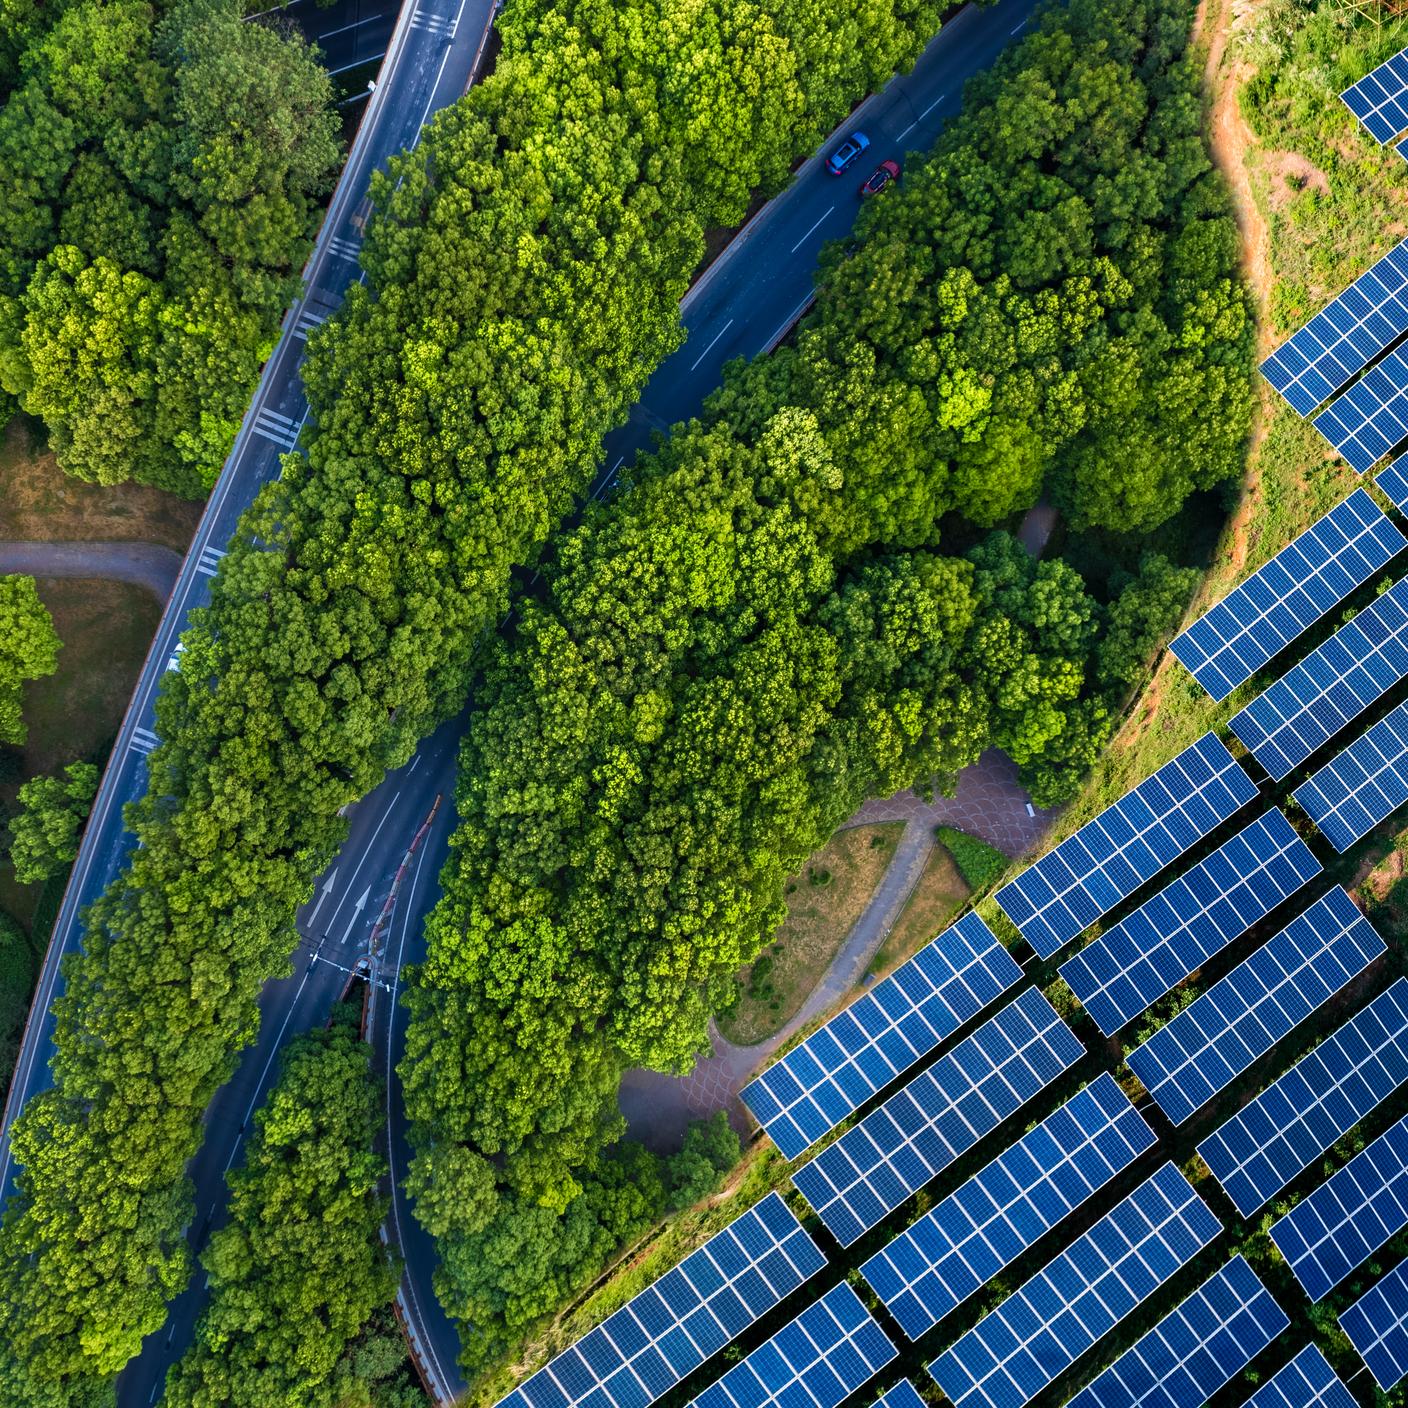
[826,131,870,176]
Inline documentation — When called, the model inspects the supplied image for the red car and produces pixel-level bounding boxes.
[860,159,900,196]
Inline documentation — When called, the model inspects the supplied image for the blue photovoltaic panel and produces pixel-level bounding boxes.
[860,1074,1155,1340]
[1059,810,1320,1038]
[1312,343,1408,472]
[497,1193,826,1408]
[1340,1259,1408,1391]
[688,1282,897,1408]
[1197,978,1408,1217]
[871,1381,924,1408]
[995,734,1256,959]
[1342,48,1408,143]
[791,989,1083,1247]
[1126,887,1386,1125]
[928,1163,1222,1408]
[741,914,1020,1160]
[1377,453,1408,514]
[1262,243,1408,414]
[1271,1112,1408,1302]
[1065,1256,1289,1408]
[1229,576,1408,780]
[1294,697,1408,852]
[1235,1346,1356,1408]
[1169,490,1405,699]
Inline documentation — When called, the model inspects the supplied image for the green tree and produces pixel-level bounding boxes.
[1097,552,1201,691]
[0,575,59,745]
[7,762,99,885]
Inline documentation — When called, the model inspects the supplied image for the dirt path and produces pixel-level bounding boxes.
[0,541,182,602]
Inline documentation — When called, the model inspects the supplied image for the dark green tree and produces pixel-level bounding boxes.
[6,761,98,884]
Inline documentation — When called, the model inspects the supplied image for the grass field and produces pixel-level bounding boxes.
[719,823,904,1045]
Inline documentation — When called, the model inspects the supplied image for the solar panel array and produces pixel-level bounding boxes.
[1377,453,1408,514]
[1342,48,1408,143]
[860,1074,1155,1339]
[870,1381,924,1408]
[1261,244,1408,415]
[928,1164,1222,1408]
[1228,576,1408,780]
[791,990,1083,1247]
[1125,887,1386,1126]
[1237,1346,1357,1408]
[1270,1112,1408,1302]
[1293,697,1408,852]
[741,914,1021,1160]
[1312,342,1408,472]
[1339,1259,1408,1392]
[995,734,1256,958]
[688,1283,896,1408]
[1064,1255,1288,1408]
[1059,810,1320,1038]
[496,1194,825,1408]
[1197,978,1408,1217]
[1169,490,1405,699]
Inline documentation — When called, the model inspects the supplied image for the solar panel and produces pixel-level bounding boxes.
[1376,452,1408,513]
[995,734,1256,959]
[1058,810,1320,1039]
[1270,1111,1408,1302]
[496,1193,826,1408]
[1294,696,1408,851]
[1228,576,1408,780]
[927,1163,1222,1408]
[1064,1255,1289,1408]
[1312,343,1408,472]
[1339,1258,1408,1391]
[871,1380,924,1408]
[1261,243,1408,414]
[741,914,1021,1160]
[1197,978,1408,1217]
[688,1282,897,1408]
[1125,887,1386,1125]
[860,1074,1156,1339]
[791,989,1083,1247]
[1234,1346,1357,1408]
[1342,48,1408,143]
[1169,490,1405,700]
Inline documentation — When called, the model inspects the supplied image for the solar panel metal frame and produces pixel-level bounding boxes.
[1169,489,1405,700]
[1262,241,1408,414]
[1342,47,1408,143]
[1125,886,1386,1126]
[687,1282,897,1408]
[1196,978,1408,1218]
[1059,809,1321,1038]
[741,913,1021,1161]
[1235,1346,1357,1408]
[496,1193,827,1408]
[995,733,1256,959]
[1339,1258,1408,1392]
[1293,696,1408,852]
[1064,1255,1289,1408]
[1312,342,1408,472]
[859,1073,1156,1339]
[927,1163,1222,1408]
[1228,576,1408,781]
[791,989,1083,1247]
[1270,1111,1408,1303]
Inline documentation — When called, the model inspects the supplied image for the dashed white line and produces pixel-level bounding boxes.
[790,205,836,254]
[688,318,734,372]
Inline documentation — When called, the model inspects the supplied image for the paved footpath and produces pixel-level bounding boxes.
[0,541,182,602]
[618,749,1059,1152]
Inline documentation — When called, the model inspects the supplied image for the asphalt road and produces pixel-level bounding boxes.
[0,0,1042,1402]
[252,0,398,77]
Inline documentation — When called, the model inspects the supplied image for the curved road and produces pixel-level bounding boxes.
[0,0,1043,1403]
[0,541,183,601]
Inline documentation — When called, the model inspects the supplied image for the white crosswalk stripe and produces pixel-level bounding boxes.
[292,307,327,340]
[195,546,225,577]
[328,236,361,264]
[411,9,457,36]
[131,727,160,756]
[252,406,303,452]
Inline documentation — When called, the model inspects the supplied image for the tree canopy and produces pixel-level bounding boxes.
[6,761,98,884]
[0,574,59,745]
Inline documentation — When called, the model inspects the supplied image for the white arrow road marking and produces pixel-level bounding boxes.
[340,887,371,944]
[305,867,339,926]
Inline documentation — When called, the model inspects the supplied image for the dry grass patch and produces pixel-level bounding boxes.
[868,842,971,978]
[0,418,201,550]
[718,821,903,1045]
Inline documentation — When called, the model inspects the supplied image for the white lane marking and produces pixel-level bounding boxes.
[321,790,400,932]
[790,205,836,255]
[1011,15,1028,32]
[412,0,471,140]
[688,318,734,372]
[759,293,816,356]
[918,92,947,122]
[317,12,384,38]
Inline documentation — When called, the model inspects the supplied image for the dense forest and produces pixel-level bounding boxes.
[400,0,1252,1372]
[0,0,969,1399]
[0,0,340,494]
